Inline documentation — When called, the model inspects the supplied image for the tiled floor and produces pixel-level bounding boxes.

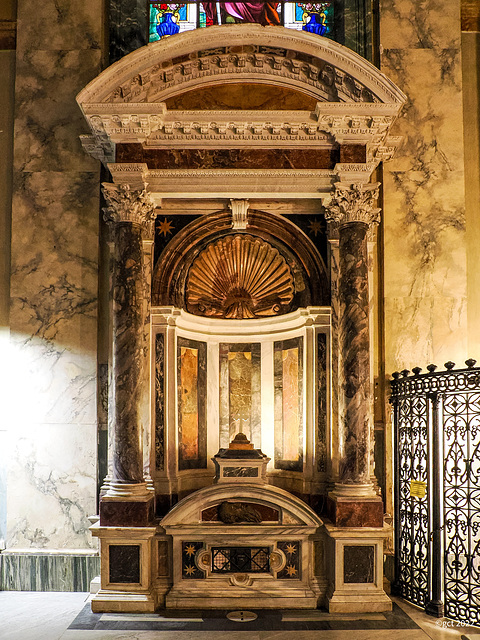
[0,592,478,640]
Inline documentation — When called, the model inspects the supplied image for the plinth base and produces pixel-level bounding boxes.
[100,493,155,526]
[324,522,392,613]
[326,494,383,527]
[165,587,318,610]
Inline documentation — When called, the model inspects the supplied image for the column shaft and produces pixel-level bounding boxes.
[111,222,145,484]
[338,221,371,484]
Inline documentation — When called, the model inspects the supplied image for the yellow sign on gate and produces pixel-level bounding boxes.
[410,480,427,499]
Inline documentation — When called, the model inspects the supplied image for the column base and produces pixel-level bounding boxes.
[323,522,392,613]
[425,599,444,618]
[327,591,392,613]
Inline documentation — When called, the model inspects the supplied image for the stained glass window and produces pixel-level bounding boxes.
[148,2,334,43]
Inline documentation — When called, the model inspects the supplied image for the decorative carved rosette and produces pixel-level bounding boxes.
[323,182,381,227]
[102,183,157,239]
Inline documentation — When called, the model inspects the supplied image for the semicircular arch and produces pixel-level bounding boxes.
[77,24,406,106]
[152,208,329,312]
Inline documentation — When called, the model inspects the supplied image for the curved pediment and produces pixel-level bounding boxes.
[160,482,323,529]
[76,25,406,194]
[78,25,405,106]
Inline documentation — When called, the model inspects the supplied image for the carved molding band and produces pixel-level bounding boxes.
[186,234,294,319]
[102,183,157,237]
[324,182,381,227]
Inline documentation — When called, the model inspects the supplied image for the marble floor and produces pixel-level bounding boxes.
[0,593,479,640]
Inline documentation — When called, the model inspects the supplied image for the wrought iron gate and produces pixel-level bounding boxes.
[391,360,480,626]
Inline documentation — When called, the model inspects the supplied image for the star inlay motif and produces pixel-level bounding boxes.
[184,565,196,575]
[184,544,196,557]
[285,543,297,555]
[308,219,323,236]
[286,565,297,576]
[158,217,173,237]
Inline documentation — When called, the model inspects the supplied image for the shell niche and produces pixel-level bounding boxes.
[186,235,295,319]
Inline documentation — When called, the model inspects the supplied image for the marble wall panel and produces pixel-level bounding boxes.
[274,337,303,471]
[8,0,104,552]
[16,1,102,52]
[5,423,97,549]
[380,0,468,373]
[13,51,103,173]
[0,551,100,591]
[177,337,207,470]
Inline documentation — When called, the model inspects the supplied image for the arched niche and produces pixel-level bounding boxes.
[152,208,329,312]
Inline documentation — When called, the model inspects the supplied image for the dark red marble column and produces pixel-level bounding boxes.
[100,183,156,526]
[325,182,383,527]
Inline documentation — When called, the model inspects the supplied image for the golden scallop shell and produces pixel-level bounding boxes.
[186,235,294,319]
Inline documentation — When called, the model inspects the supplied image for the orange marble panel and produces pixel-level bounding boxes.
[282,347,299,461]
[180,347,199,460]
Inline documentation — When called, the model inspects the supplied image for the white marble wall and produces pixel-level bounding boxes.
[380,0,469,373]
[6,0,103,549]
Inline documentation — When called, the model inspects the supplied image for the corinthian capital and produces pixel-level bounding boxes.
[324,182,381,227]
[102,183,157,237]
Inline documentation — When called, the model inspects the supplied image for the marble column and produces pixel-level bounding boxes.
[99,183,156,526]
[324,183,383,527]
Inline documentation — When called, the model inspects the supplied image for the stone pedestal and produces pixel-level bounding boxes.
[324,522,392,613]
[212,432,270,484]
[90,523,158,613]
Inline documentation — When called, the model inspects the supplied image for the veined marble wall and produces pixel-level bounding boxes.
[380,0,469,373]
[5,0,104,552]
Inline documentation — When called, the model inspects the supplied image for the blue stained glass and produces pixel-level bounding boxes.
[148,3,334,43]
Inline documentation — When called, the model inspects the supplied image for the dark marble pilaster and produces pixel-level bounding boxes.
[109,0,148,64]
[325,183,383,525]
[100,183,156,525]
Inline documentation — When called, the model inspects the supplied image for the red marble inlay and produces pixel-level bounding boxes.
[100,496,155,526]
[327,497,384,528]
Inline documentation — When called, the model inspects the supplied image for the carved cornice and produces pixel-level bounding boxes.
[107,165,336,198]
[80,134,115,164]
[324,182,381,227]
[315,104,397,144]
[102,183,157,238]
[77,28,406,167]
[81,105,334,153]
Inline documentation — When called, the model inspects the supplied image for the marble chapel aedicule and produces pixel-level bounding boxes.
[76,21,406,613]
